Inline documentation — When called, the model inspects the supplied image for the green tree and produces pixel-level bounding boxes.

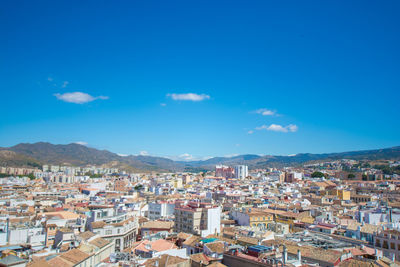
[134,184,143,191]
[347,173,355,179]
[311,171,325,178]
[26,173,35,180]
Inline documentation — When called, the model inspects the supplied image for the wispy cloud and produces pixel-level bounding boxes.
[139,151,149,156]
[74,141,88,146]
[167,93,210,101]
[225,153,239,158]
[61,81,69,88]
[254,108,277,116]
[255,124,298,133]
[287,124,298,132]
[166,154,212,161]
[160,103,167,107]
[47,76,69,88]
[54,92,109,104]
[247,130,254,134]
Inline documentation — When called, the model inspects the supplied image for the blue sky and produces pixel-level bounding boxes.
[1,0,399,160]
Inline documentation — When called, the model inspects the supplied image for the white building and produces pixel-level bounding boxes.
[91,218,138,252]
[235,165,248,179]
[148,202,175,220]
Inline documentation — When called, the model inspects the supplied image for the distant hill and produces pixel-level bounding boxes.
[0,150,41,168]
[1,142,399,172]
[0,142,183,172]
[8,142,119,166]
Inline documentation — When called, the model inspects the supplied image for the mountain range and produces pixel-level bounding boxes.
[1,142,400,172]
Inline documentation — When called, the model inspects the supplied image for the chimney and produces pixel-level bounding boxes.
[297,249,301,263]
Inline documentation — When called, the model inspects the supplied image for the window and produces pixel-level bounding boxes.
[383,241,389,249]
[106,230,112,235]
[391,243,395,250]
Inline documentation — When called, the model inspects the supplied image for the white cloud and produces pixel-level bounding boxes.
[225,154,239,158]
[62,81,69,88]
[166,154,212,161]
[266,124,287,132]
[139,151,149,156]
[254,108,276,116]
[178,153,194,161]
[247,130,254,134]
[54,92,109,104]
[47,77,53,82]
[74,141,88,146]
[255,125,269,130]
[287,124,298,132]
[167,93,210,101]
[118,153,128,157]
[255,124,298,133]
[160,103,167,107]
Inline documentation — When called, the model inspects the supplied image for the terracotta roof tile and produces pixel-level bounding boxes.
[89,237,110,249]
[59,248,90,264]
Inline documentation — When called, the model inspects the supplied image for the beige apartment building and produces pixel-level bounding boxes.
[174,202,221,237]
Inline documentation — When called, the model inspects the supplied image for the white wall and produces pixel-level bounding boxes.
[155,248,188,259]
[9,229,28,245]
[230,210,249,226]
[0,233,7,246]
[201,207,221,237]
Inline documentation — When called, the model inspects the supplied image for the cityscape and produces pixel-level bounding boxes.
[1,1,400,267]
[0,143,400,267]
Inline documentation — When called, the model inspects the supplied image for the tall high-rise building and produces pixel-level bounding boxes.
[234,165,248,179]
